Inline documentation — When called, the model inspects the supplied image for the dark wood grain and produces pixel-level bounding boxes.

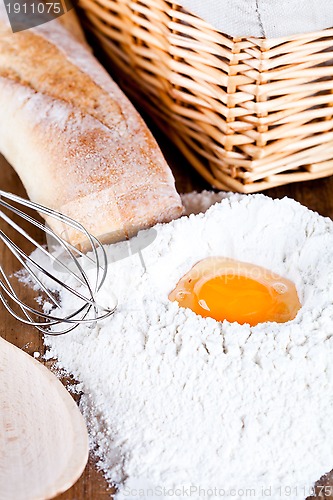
[1,131,333,499]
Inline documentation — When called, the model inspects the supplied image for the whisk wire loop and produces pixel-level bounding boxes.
[0,190,116,335]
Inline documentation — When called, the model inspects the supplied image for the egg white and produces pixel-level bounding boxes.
[45,192,333,499]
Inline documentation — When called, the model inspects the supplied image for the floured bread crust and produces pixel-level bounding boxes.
[0,9,183,246]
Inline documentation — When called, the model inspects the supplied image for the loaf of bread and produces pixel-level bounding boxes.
[0,7,183,247]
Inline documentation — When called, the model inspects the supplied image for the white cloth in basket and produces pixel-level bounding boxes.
[177,0,333,38]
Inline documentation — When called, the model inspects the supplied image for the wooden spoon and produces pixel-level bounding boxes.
[0,336,89,500]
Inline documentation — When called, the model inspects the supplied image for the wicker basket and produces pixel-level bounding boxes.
[78,0,333,192]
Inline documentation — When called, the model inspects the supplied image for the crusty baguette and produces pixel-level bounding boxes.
[0,7,183,247]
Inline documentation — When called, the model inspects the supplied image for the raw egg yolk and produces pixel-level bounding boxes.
[169,258,301,327]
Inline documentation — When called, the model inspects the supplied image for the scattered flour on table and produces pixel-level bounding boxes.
[42,192,333,500]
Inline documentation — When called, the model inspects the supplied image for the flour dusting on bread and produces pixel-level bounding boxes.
[0,10,183,245]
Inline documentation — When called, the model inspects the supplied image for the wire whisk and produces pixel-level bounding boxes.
[0,190,116,335]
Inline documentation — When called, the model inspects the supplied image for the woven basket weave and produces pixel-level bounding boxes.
[78,0,333,192]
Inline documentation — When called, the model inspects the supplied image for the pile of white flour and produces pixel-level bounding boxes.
[43,192,333,499]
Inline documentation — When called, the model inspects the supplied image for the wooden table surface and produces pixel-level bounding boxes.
[1,126,333,499]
